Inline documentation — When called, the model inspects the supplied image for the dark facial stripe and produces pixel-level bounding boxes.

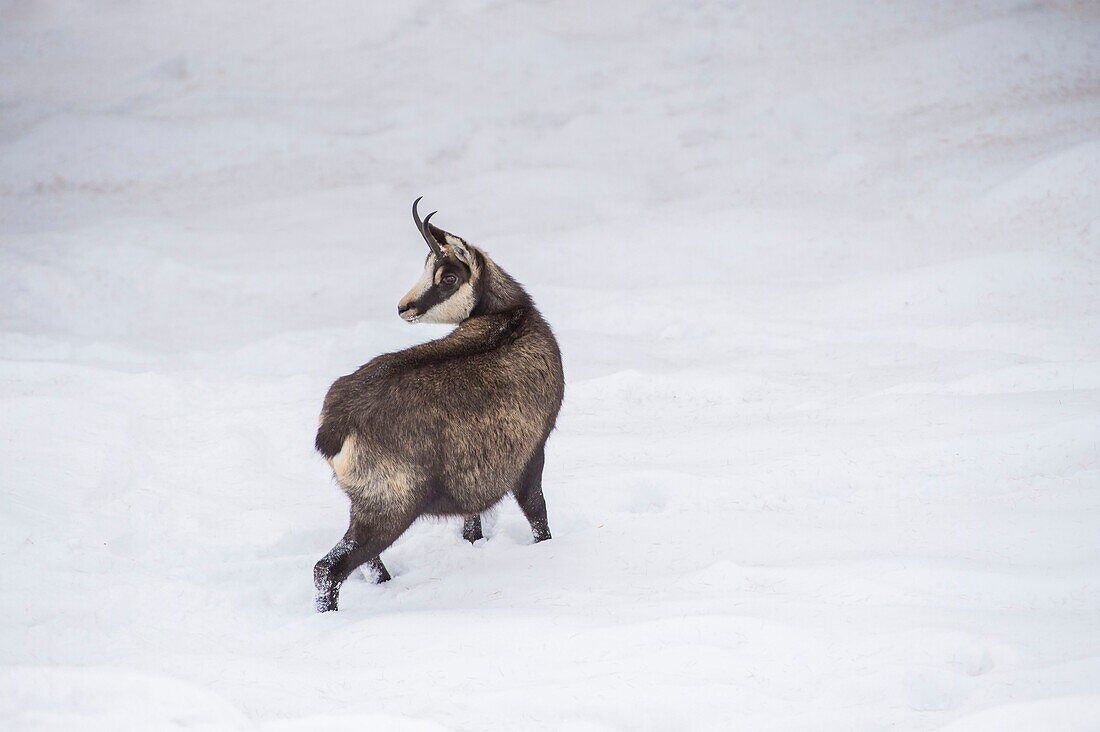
[406,262,470,314]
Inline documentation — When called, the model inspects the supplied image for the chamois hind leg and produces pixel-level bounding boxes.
[313,511,416,612]
[362,555,391,583]
[462,514,483,544]
[513,445,551,543]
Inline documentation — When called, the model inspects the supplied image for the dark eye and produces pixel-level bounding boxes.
[440,273,458,287]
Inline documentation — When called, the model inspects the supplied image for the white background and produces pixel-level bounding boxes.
[2,1,1099,729]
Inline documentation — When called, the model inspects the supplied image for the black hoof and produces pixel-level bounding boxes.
[532,522,552,543]
[314,563,340,611]
[462,516,484,544]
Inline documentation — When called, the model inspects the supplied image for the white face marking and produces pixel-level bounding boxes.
[398,255,438,321]
[397,249,478,324]
[418,281,476,323]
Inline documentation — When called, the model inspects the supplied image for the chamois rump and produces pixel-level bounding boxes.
[312,198,565,612]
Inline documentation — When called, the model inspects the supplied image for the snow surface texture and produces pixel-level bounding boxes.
[2,1,1099,730]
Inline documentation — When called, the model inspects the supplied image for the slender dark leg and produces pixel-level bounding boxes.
[363,556,391,583]
[462,514,483,544]
[313,531,371,613]
[513,445,551,542]
[313,513,415,612]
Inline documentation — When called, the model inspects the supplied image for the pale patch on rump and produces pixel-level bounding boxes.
[325,433,357,482]
[327,433,416,509]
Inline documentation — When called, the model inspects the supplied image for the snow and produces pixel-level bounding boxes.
[2,1,1099,729]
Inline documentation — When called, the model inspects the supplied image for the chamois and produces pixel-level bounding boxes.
[312,198,565,612]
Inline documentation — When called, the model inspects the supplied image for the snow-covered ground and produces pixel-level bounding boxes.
[2,1,1099,729]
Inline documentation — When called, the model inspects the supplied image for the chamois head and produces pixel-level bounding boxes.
[398,197,482,324]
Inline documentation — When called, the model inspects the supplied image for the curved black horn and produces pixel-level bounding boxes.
[412,196,445,258]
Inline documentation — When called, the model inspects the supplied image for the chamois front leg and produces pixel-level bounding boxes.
[462,514,483,544]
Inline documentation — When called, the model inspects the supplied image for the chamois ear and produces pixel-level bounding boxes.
[449,237,474,267]
[428,222,474,268]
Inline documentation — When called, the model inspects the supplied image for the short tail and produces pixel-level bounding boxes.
[315,415,350,458]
